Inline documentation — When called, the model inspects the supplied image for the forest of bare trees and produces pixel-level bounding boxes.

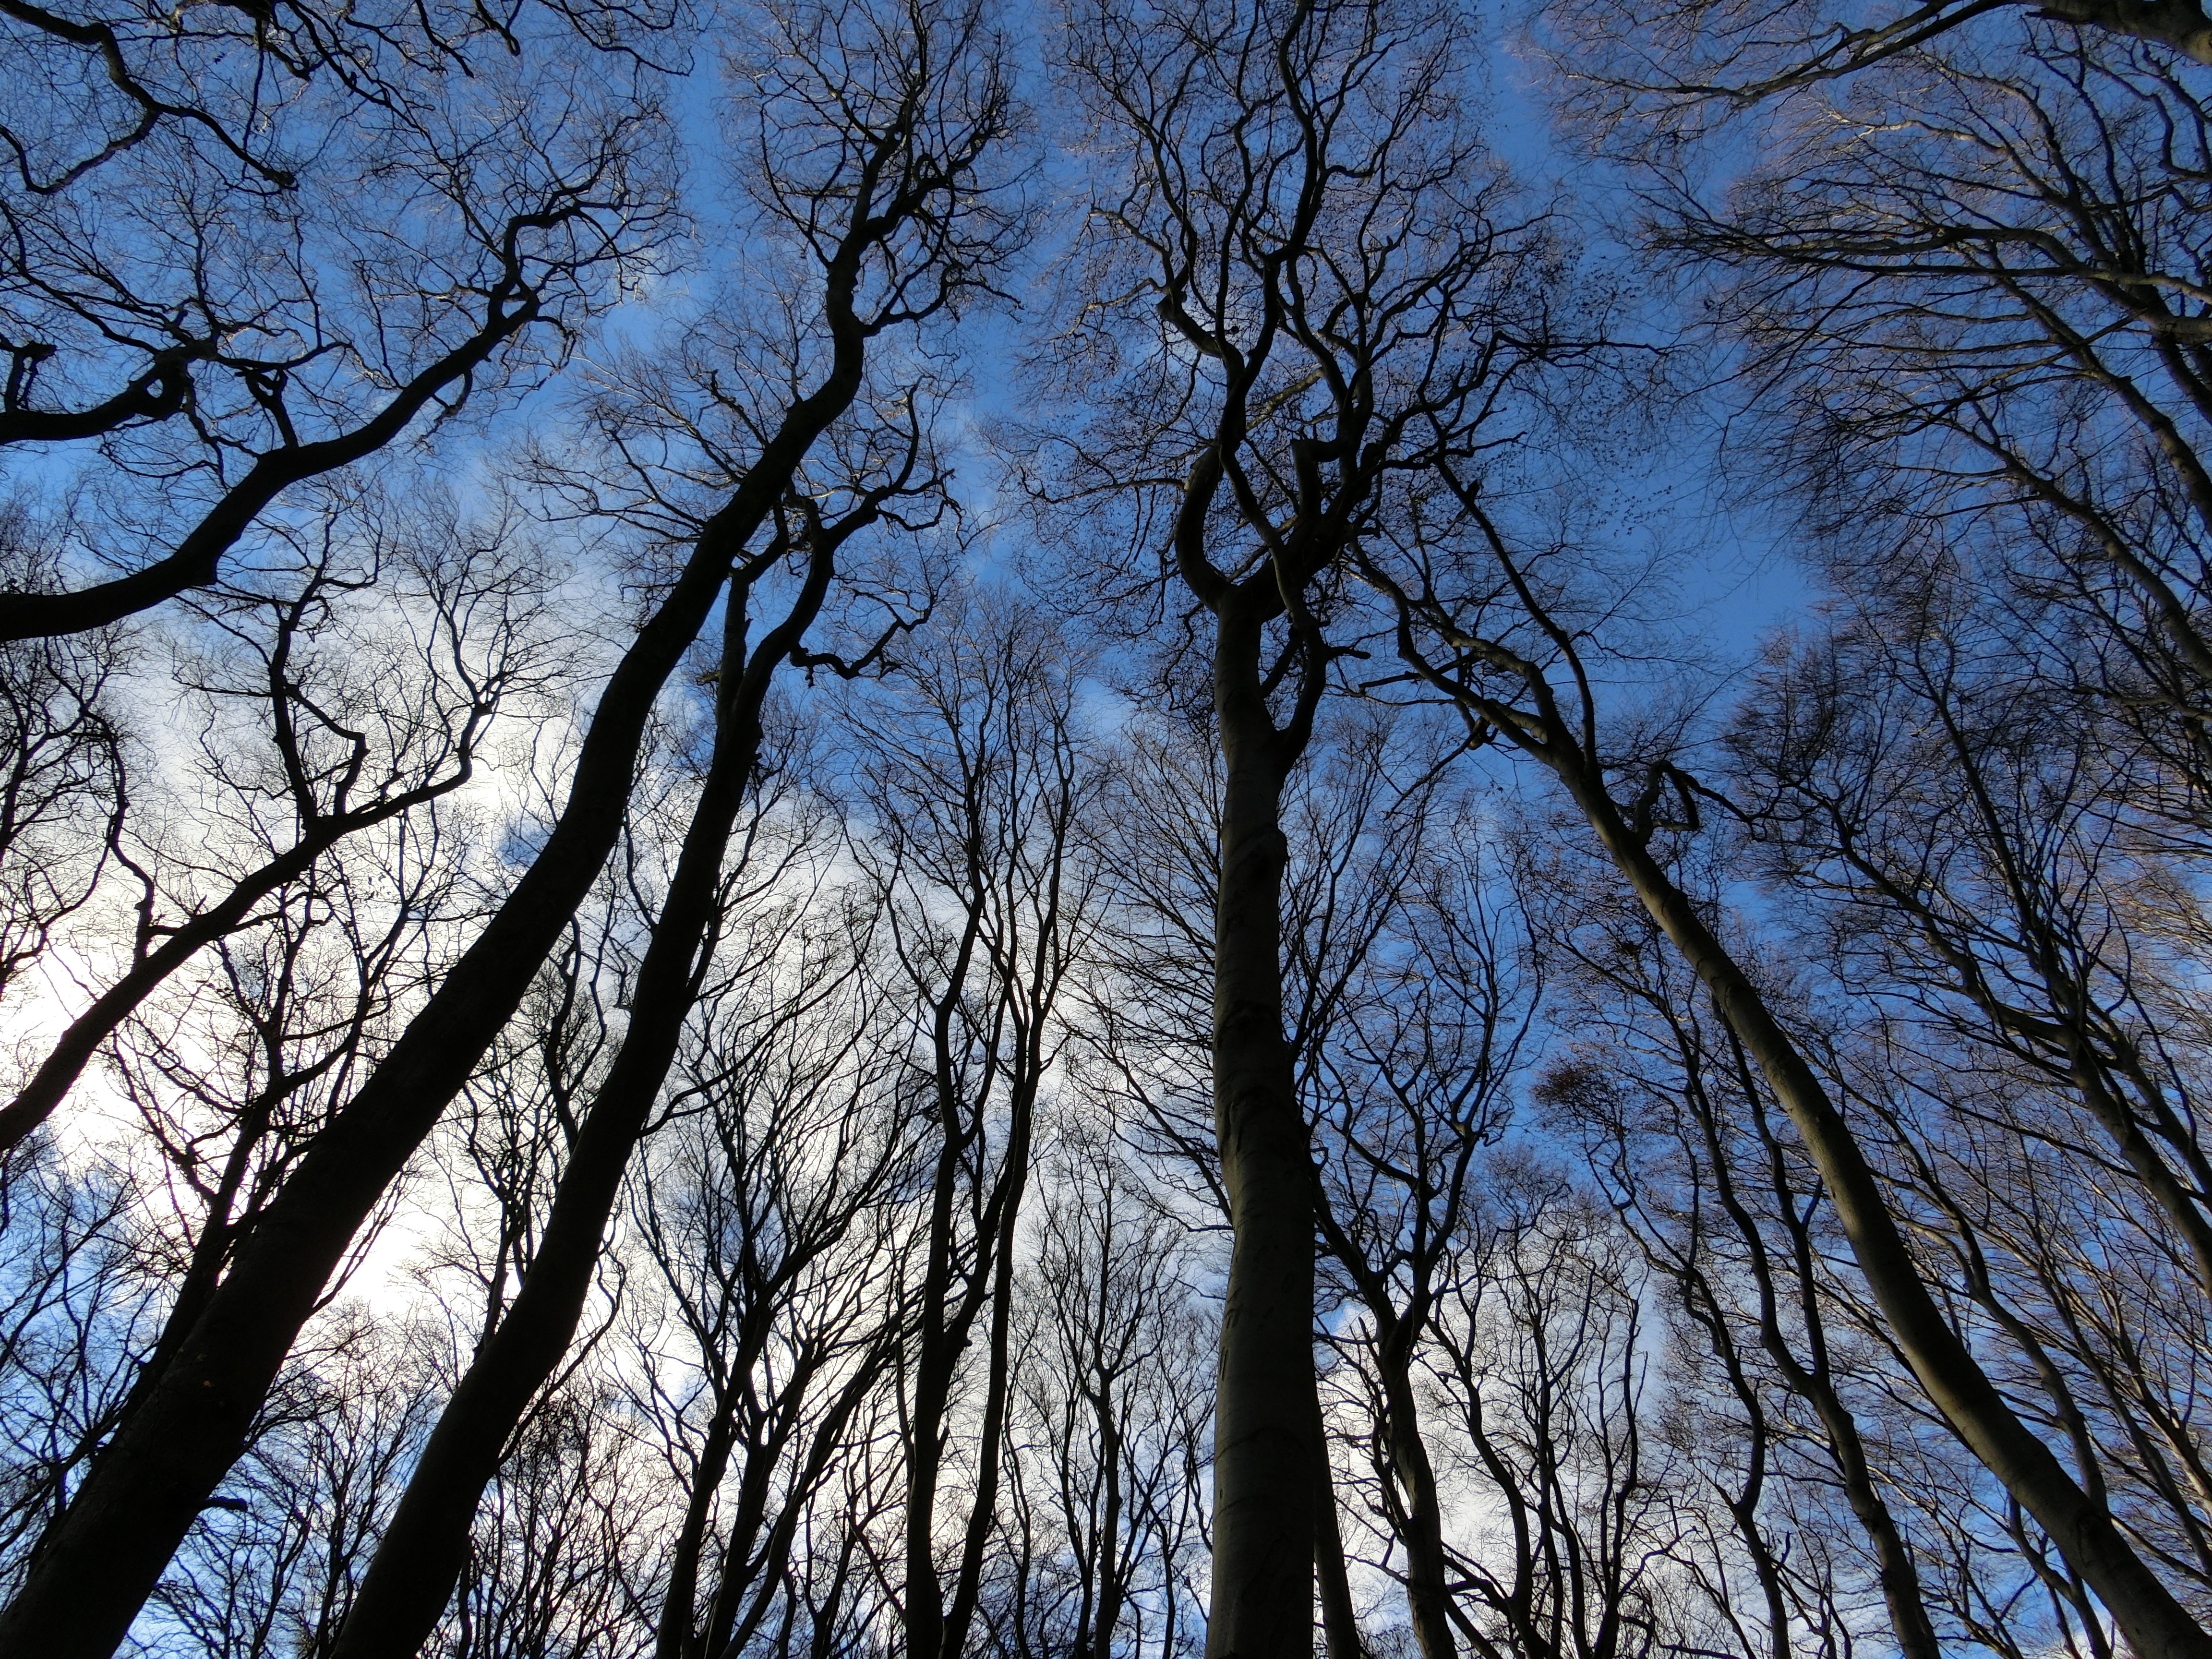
[2,0,2211,1650]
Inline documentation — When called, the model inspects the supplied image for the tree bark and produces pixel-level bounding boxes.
[1205,589,1320,1659]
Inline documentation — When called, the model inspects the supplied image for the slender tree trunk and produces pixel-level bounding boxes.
[1312,1387,1363,1659]
[1206,594,1318,1659]
[1084,1384,1126,1659]
[673,1318,856,1659]
[657,1394,741,1659]
[704,1355,888,1659]
[1716,1030,1942,1659]
[902,1053,1035,1659]
[940,1077,1035,1659]
[901,1031,975,1659]
[1373,1321,1454,1659]
[686,1388,792,1658]
[1802,1365,1941,1659]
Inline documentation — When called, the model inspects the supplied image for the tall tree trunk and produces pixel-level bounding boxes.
[940,1078,1035,1659]
[1081,1383,1127,1659]
[900,969,981,1659]
[1206,593,1319,1659]
[1716,1028,1942,1659]
[901,1052,1036,1659]
[1374,1320,1454,1659]
[656,1394,741,1659]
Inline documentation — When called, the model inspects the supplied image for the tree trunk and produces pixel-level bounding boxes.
[900,1027,975,1659]
[902,1040,1036,1659]
[939,1079,1034,1659]
[1720,1033,1942,1659]
[1313,1389,1364,1659]
[1082,1382,1126,1659]
[1375,1320,1454,1659]
[656,1394,740,1659]
[1205,595,1319,1659]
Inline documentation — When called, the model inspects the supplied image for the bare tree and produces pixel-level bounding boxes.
[1531,864,1948,1659]
[324,457,935,1659]
[435,1376,662,1659]
[1039,0,1563,1642]
[1715,566,2212,1640]
[1546,0,2212,116]
[1362,491,2212,1653]
[0,500,127,1024]
[0,1133,148,1600]
[834,591,1105,1659]
[1632,23,2212,859]
[0,484,557,1156]
[1420,1177,1690,1659]
[986,1115,1215,1659]
[142,1307,438,1659]
[20,0,2212,1647]
[626,887,912,1659]
[1297,742,1536,1659]
[0,0,1019,1641]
